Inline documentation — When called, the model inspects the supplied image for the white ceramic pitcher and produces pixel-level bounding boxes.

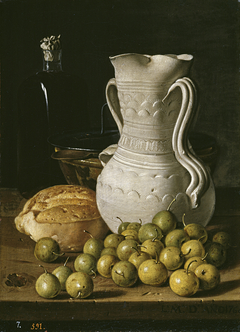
[96,53,215,233]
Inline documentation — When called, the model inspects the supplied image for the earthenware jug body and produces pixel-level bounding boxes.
[96,53,215,233]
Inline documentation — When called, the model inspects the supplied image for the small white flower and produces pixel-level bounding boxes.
[40,35,61,51]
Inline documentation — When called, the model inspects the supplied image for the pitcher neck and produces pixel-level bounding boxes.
[114,145,178,169]
[118,123,174,156]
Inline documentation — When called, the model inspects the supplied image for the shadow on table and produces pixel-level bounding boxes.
[196,278,240,298]
[56,288,126,301]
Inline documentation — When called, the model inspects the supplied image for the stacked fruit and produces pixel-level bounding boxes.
[34,199,232,299]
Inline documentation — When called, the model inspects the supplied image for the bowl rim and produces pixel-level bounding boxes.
[48,129,120,152]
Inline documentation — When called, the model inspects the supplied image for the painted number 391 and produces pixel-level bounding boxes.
[31,323,46,331]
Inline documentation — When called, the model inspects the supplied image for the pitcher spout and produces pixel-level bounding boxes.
[109,53,194,83]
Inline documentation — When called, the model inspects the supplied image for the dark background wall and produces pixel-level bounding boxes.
[1,0,239,188]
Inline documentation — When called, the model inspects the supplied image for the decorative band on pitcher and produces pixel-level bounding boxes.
[117,90,181,124]
[116,80,173,92]
[119,134,172,153]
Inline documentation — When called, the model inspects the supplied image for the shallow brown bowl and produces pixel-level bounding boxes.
[48,129,119,190]
[57,152,103,191]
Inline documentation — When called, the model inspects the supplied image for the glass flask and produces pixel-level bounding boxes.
[17,36,90,197]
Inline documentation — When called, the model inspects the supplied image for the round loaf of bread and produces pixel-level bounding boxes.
[15,185,109,252]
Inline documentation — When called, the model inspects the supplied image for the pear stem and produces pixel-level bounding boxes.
[131,246,140,255]
[167,198,176,211]
[53,251,65,256]
[91,270,97,279]
[154,227,162,240]
[75,291,82,299]
[198,235,206,242]
[202,252,208,260]
[83,229,93,238]
[39,265,48,274]
[155,250,160,264]
[137,245,147,250]
[186,260,197,274]
[180,248,191,258]
[135,245,147,255]
[116,217,123,223]
[115,270,125,278]
[151,235,158,242]
[64,256,70,266]
[182,213,187,227]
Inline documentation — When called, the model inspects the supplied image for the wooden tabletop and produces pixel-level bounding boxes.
[0,188,240,325]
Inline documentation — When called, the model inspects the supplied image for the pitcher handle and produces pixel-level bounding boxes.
[106,78,123,134]
[99,144,118,167]
[162,77,210,209]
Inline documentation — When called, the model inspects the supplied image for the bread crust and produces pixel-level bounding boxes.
[14,185,109,252]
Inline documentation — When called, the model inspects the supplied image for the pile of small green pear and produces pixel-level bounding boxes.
[34,199,233,299]
[34,237,94,300]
